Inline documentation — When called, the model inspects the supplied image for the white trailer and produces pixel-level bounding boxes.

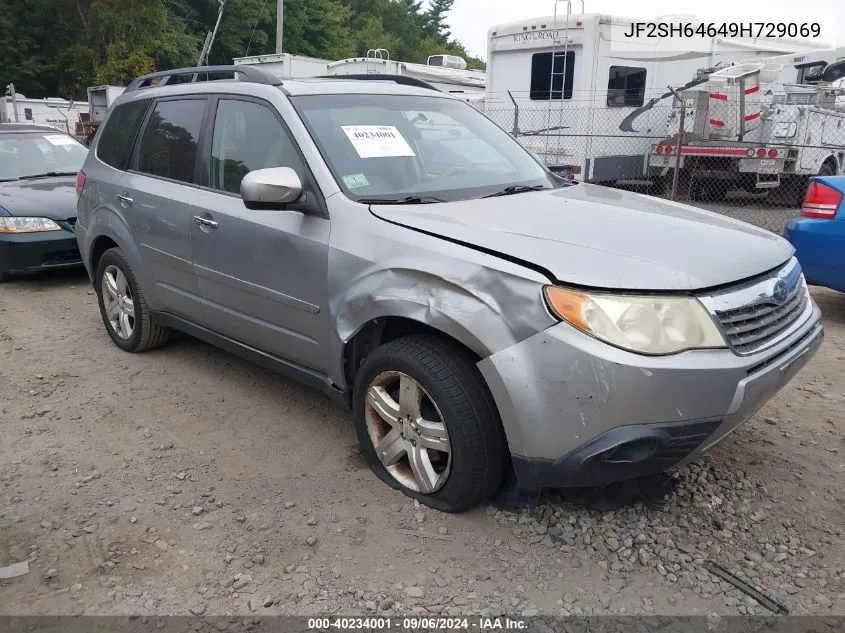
[86,85,126,125]
[485,3,828,182]
[325,50,486,98]
[0,94,89,137]
[235,50,486,104]
[233,53,334,79]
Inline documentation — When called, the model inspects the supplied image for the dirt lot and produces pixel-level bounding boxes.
[1,205,844,617]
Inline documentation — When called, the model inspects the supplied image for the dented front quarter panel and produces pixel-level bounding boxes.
[324,193,556,389]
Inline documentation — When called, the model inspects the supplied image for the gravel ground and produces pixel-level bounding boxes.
[1,204,843,617]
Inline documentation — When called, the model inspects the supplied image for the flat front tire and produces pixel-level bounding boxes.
[94,247,169,352]
[353,335,507,513]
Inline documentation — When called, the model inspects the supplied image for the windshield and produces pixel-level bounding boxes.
[0,131,88,181]
[291,94,557,202]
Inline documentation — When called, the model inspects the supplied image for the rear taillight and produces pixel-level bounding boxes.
[768,149,778,158]
[76,171,86,198]
[664,145,673,154]
[801,181,843,219]
[655,146,664,155]
[757,148,766,158]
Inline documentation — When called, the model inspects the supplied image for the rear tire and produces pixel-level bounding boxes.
[690,179,730,202]
[352,335,506,513]
[94,247,170,352]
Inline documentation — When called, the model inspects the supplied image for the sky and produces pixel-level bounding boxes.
[446,0,842,60]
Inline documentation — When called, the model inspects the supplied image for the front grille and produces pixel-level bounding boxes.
[715,280,808,354]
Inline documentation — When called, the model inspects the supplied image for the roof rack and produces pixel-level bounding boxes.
[124,65,281,93]
[314,74,440,92]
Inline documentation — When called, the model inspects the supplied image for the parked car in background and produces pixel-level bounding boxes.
[785,176,845,293]
[76,66,823,512]
[0,123,87,281]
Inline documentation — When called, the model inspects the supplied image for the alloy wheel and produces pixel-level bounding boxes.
[364,371,451,494]
[102,265,135,340]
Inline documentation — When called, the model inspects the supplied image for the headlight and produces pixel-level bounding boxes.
[0,217,63,233]
[544,286,727,355]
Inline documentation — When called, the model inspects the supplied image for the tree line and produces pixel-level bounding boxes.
[0,0,485,100]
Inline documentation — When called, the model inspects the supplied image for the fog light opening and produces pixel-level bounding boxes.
[598,437,663,464]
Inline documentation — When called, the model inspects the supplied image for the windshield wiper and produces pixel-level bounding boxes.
[20,171,78,180]
[358,195,446,205]
[481,184,550,198]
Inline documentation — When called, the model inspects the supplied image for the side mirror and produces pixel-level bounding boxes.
[240,167,303,208]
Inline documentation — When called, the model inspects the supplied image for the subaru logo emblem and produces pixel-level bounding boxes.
[772,279,789,304]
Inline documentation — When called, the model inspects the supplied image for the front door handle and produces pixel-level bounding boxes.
[193,215,218,229]
[116,194,133,207]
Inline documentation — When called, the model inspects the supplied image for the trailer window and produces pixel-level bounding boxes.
[607,66,647,107]
[530,52,575,100]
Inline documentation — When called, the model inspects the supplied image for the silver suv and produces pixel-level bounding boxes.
[75,66,823,512]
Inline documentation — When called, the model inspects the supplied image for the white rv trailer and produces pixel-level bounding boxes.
[0,94,89,137]
[485,4,829,182]
[234,50,486,102]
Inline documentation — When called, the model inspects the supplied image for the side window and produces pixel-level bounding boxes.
[530,51,575,101]
[137,99,205,183]
[607,66,647,107]
[96,98,151,170]
[210,99,305,195]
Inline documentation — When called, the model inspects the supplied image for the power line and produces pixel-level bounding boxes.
[245,0,269,56]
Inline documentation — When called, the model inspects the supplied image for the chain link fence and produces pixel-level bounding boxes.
[473,87,845,211]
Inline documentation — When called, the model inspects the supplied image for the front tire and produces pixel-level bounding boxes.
[352,335,506,513]
[94,247,170,352]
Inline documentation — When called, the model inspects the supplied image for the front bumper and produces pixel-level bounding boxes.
[477,300,823,489]
[0,226,82,276]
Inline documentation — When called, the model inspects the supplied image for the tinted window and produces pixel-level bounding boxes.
[530,52,575,100]
[137,99,205,183]
[210,99,305,194]
[97,99,151,170]
[607,66,647,107]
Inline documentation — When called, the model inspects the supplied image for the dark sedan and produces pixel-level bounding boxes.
[0,123,88,281]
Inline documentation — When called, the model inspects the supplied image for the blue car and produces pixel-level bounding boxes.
[784,176,845,293]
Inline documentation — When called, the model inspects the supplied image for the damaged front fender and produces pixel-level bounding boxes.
[324,202,557,389]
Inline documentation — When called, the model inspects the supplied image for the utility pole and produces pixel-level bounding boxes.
[206,0,228,63]
[276,0,284,54]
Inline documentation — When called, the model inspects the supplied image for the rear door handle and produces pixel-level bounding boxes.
[193,215,218,229]
[116,194,133,207]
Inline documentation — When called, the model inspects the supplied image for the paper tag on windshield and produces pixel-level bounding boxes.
[43,134,77,146]
[343,173,370,189]
[341,125,415,159]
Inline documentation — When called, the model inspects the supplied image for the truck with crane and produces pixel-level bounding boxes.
[647,48,845,203]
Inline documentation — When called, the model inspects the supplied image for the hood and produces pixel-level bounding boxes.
[370,183,793,291]
[0,176,78,221]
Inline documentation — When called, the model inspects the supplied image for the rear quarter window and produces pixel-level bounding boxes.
[96,99,151,170]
